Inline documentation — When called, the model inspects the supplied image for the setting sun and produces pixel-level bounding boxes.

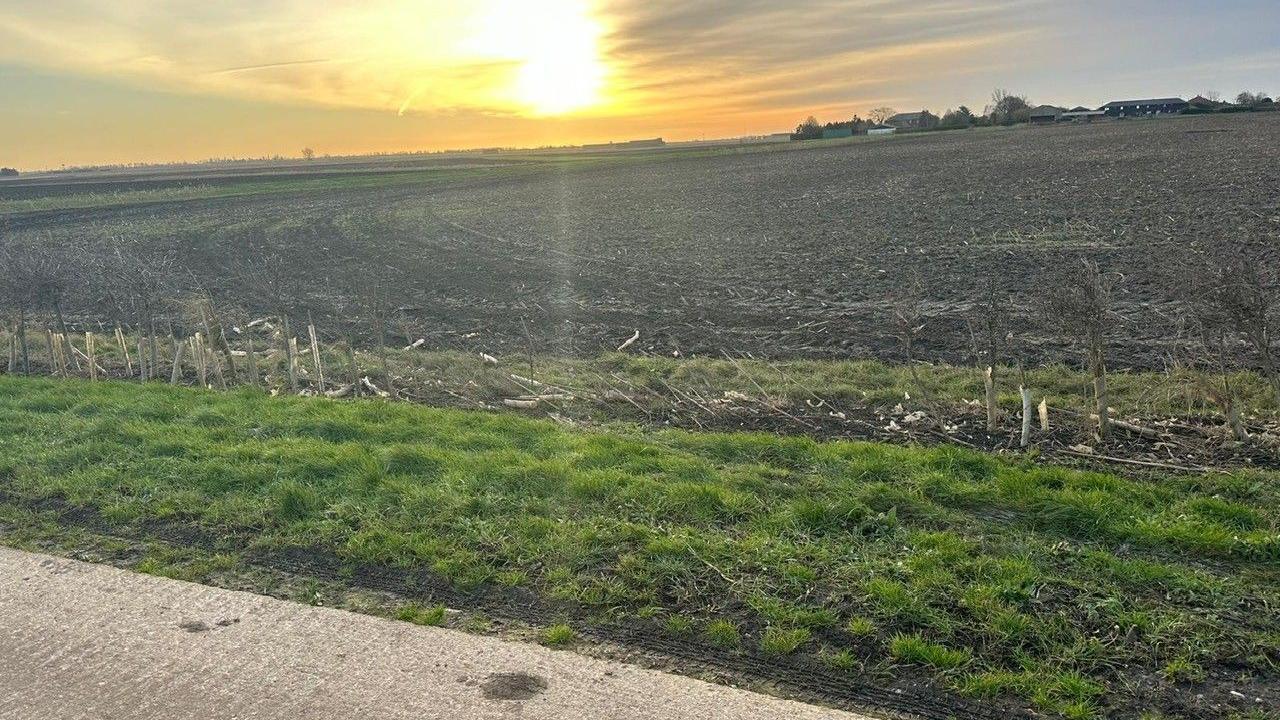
[468,0,608,115]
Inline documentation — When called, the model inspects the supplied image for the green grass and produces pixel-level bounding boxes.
[705,619,742,649]
[396,603,447,626]
[889,633,972,669]
[541,623,575,646]
[0,375,1276,719]
[0,165,527,214]
[760,626,812,655]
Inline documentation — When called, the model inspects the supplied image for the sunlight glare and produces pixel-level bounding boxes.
[467,1,608,116]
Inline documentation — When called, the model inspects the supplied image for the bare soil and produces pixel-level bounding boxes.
[4,114,1279,370]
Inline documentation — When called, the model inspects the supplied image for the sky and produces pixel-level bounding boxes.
[1,0,1277,169]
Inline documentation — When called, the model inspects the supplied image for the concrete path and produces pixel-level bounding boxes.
[0,547,874,720]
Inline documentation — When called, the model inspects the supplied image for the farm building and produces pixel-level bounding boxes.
[582,138,666,151]
[1029,105,1064,124]
[867,125,896,135]
[1101,98,1188,118]
[886,111,938,129]
[1060,107,1106,123]
[822,127,853,139]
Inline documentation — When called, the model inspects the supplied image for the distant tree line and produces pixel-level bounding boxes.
[793,86,1274,139]
[0,168,17,177]
[1185,90,1275,115]
[792,115,874,140]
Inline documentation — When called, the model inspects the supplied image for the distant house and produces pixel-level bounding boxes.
[886,111,938,130]
[822,127,854,139]
[1101,98,1188,118]
[867,125,897,136]
[1029,105,1064,124]
[1188,95,1215,108]
[1060,107,1106,123]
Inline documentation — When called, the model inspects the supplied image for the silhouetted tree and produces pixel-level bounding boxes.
[792,116,822,141]
[868,107,897,125]
[988,89,1031,125]
[940,106,975,128]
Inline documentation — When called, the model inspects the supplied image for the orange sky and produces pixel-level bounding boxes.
[1,0,1277,169]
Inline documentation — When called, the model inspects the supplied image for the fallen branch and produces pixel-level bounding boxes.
[617,329,640,352]
[1050,405,1165,440]
[361,376,390,398]
[1057,449,1221,474]
[324,384,354,399]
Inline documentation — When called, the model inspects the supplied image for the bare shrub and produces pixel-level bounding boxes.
[1040,258,1121,438]
[1162,241,1279,437]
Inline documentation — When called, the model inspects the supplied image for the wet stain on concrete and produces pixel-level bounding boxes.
[481,672,548,701]
[179,619,211,633]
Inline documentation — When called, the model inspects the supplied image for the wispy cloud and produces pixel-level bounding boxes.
[2,0,1278,167]
[0,0,1045,118]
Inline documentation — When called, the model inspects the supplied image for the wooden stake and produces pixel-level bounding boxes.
[170,338,185,384]
[115,325,133,377]
[45,330,56,377]
[7,333,16,374]
[55,333,68,377]
[192,334,206,388]
[345,336,358,396]
[245,336,259,388]
[282,315,298,392]
[984,366,998,433]
[1020,385,1033,447]
[17,309,30,375]
[1039,399,1050,432]
[308,315,325,392]
[138,331,148,381]
[54,300,80,371]
[197,308,227,389]
[148,313,159,381]
[85,332,97,381]
[209,303,238,384]
[375,309,392,397]
[289,337,300,392]
[208,340,227,390]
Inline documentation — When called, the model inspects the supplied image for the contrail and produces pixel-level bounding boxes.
[210,59,332,75]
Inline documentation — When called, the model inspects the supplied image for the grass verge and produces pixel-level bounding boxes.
[0,375,1276,719]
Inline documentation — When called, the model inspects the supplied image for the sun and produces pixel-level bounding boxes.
[514,35,605,115]
[467,0,608,116]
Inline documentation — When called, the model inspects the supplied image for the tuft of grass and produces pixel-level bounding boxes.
[845,616,876,638]
[704,619,742,649]
[760,626,812,655]
[822,648,861,672]
[542,623,575,646]
[889,633,972,670]
[396,603,447,627]
[663,615,694,636]
[1161,655,1206,683]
